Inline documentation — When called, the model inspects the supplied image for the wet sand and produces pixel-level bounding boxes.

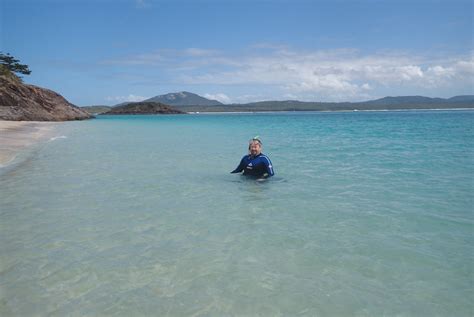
[0,121,59,166]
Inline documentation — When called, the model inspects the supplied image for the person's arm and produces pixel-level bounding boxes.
[231,156,246,173]
[262,156,274,177]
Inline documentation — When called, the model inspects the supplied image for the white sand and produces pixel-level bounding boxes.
[0,121,59,166]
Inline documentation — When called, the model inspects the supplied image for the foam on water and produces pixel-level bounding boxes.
[49,135,68,141]
[0,111,473,315]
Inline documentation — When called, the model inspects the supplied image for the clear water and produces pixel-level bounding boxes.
[1,111,473,316]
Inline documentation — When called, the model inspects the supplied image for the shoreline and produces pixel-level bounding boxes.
[0,120,59,167]
[184,108,474,115]
[95,108,474,116]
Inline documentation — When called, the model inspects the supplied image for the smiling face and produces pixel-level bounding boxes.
[249,141,262,156]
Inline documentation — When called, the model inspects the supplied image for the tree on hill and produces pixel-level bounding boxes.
[0,52,31,77]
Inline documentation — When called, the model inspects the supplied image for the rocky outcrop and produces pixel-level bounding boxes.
[0,71,92,121]
[104,101,186,115]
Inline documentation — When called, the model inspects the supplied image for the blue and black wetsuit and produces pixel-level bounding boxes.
[231,153,274,178]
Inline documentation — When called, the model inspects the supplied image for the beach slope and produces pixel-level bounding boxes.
[0,120,57,166]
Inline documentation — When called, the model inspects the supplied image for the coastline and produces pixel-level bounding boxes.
[185,107,474,115]
[0,120,59,167]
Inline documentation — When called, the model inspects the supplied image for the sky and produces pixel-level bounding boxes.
[2,0,473,106]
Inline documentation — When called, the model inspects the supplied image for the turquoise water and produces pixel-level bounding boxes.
[1,111,473,316]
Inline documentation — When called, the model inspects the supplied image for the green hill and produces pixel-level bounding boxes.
[103,102,186,115]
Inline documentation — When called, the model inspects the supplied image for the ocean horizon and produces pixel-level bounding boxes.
[1,110,473,315]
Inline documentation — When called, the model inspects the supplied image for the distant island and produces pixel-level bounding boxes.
[82,92,474,114]
[103,101,186,115]
[145,91,223,106]
[1,51,472,120]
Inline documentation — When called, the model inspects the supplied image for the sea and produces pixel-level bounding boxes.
[1,110,473,316]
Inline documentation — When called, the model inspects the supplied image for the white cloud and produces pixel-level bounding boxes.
[427,65,453,77]
[283,93,299,100]
[106,94,148,103]
[184,48,219,57]
[101,47,474,101]
[203,93,231,104]
[135,0,150,9]
[102,51,165,66]
[187,50,472,100]
[454,57,474,75]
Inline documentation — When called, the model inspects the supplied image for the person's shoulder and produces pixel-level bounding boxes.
[259,154,272,164]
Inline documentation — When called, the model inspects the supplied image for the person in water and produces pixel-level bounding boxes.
[231,137,274,178]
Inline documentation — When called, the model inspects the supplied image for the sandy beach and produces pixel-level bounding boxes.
[0,120,59,166]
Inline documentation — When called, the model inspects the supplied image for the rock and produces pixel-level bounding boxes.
[104,101,186,115]
[0,71,92,121]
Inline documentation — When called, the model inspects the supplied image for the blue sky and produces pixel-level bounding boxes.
[2,0,473,105]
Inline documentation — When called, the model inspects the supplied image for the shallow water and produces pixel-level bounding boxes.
[1,111,473,316]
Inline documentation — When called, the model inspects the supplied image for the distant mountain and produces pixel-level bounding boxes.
[97,93,473,114]
[363,96,444,105]
[163,95,474,113]
[362,95,474,105]
[447,95,474,102]
[144,91,223,106]
[103,102,186,115]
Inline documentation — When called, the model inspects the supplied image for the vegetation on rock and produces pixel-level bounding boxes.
[104,102,186,115]
[0,52,31,78]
